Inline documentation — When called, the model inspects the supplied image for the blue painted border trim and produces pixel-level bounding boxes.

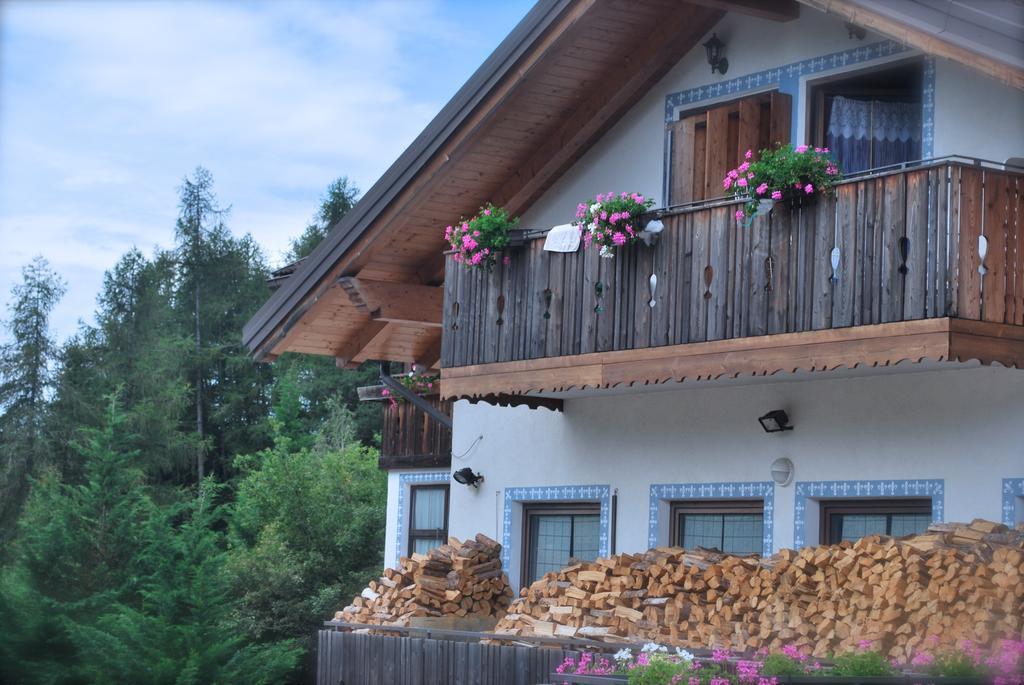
[502,485,611,571]
[793,479,944,549]
[395,471,450,566]
[1003,479,1024,526]
[665,40,911,121]
[648,481,774,556]
[922,57,935,159]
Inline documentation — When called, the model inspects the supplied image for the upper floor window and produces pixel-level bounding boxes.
[809,59,924,174]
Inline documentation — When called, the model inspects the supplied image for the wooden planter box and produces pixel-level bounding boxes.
[549,674,991,685]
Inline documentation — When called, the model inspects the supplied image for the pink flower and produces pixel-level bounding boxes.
[795,182,803,190]
[735,209,745,221]
[739,161,750,173]
[612,232,626,246]
[473,230,480,236]
[728,169,739,179]
[600,211,608,220]
[503,255,511,265]
[756,182,769,195]
[723,177,733,190]
[744,149,753,159]
[804,184,814,194]
[911,652,935,667]
[737,178,748,188]
[796,144,808,153]
[858,639,873,651]
[771,190,783,200]
[483,208,491,216]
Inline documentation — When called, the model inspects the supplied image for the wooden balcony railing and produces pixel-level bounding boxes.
[441,161,1022,371]
[379,395,452,470]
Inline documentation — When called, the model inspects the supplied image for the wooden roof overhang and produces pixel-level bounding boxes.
[440,318,1024,402]
[243,0,1024,370]
[241,0,814,367]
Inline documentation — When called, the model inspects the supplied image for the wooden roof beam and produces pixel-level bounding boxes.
[687,0,799,22]
[333,320,390,368]
[338,277,442,328]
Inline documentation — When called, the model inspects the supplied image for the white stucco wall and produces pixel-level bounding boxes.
[442,366,1024,589]
[519,6,1024,232]
[932,59,1024,163]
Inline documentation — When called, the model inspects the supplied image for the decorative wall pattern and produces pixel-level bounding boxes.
[648,481,774,555]
[1003,479,1024,526]
[663,40,934,159]
[502,485,611,571]
[793,479,944,549]
[395,471,450,566]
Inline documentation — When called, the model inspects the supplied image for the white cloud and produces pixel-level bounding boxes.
[0,0,533,341]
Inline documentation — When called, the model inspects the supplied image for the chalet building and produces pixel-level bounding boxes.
[244,0,1024,591]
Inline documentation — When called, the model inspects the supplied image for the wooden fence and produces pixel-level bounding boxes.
[316,629,578,685]
[441,161,1023,369]
[378,395,452,470]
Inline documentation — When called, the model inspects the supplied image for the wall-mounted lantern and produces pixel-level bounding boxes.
[702,33,728,75]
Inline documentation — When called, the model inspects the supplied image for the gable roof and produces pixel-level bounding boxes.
[243,0,1024,365]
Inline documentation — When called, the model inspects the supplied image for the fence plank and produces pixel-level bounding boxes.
[958,168,984,319]
[982,173,1009,323]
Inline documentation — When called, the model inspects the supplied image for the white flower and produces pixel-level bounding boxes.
[641,643,668,654]
[599,245,612,258]
[675,648,695,662]
[590,203,601,214]
[614,649,633,662]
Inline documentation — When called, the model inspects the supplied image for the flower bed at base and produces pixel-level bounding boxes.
[552,639,1023,685]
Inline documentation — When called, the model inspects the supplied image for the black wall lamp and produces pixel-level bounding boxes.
[759,410,793,433]
[703,33,728,75]
[453,467,484,488]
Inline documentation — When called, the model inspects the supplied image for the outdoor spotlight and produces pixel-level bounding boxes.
[702,33,728,75]
[452,467,484,488]
[758,409,793,433]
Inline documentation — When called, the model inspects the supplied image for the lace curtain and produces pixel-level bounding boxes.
[827,95,922,173]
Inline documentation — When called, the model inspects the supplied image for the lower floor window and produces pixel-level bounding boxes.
[524,506,600,585]
[408,484,449,555]
[671,500,764,555]
[821,499,931,544]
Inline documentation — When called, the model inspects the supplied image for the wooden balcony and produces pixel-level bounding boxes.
[379,395,453,470]
[440,161,1024,402]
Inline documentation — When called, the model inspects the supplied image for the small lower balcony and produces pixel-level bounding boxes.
[378,394,452,470]
[440,159,1024,404]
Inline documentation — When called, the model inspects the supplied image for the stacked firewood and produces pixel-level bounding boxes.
[337,533,514,626]
[494,520,1024,660]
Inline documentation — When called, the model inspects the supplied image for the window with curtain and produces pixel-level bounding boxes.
[826,96,922,173]
[408,485,449,555]
[671,500,764,555]
[820,499,931,544]
[810,59,923,174]
[524,506,600,585]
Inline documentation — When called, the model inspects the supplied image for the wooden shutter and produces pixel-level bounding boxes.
[667,91,792,205]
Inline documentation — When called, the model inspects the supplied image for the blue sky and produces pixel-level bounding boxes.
[0,0,534,342]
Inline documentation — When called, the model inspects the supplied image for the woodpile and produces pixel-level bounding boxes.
[494,520,1024,660]
[337,533,514,626]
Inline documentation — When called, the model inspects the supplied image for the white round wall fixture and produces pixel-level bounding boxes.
[770,457,794,486]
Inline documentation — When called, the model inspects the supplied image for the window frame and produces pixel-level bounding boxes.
[521,503,601,586]
[806,57,925,171]
[669,499,765,554]
[407,484,450,556]
[818,498,932,545]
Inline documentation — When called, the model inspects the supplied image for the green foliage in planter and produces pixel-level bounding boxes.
[724,144,842,224]
[760,653,808,677]
[444,203,519,270]
[830,649,896,677]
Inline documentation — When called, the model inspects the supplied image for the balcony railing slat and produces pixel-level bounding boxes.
[380,396,452,469]
[442,163,1024,371]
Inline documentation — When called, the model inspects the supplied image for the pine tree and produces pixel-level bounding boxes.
[286,176,359,261]
[0,256,66,548]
